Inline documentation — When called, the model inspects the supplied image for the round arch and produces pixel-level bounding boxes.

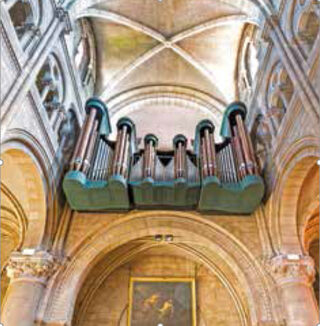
[268,136,319,254]
[40,211,281,325]
[1,129,56,249]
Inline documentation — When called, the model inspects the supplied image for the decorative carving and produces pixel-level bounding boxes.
[6,251,59,282]
[36,54,65,125]
[270,254,316,285]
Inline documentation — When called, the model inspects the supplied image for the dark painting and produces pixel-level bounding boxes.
[129,278,196,326]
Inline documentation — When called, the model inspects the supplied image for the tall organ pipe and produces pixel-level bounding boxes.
[232,126,247,179]
[121,133,130,177]
[197,121,216,179]
[70,114,89,170]
[201,139,208,179]
[81,120,98,174]
[143,135,158,179]
[71,108,98,171]
[235,114,254,175]
[173,135,187,179]
[112,119,135,178]
[204,128,214,176]
[116,125,128,175]
[112,128,122,175]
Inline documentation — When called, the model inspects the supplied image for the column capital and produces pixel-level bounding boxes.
[270,254,315,285]
[6,251,59,283]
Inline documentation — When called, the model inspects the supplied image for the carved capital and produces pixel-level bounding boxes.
[270,254,315,285]
[6,251,59,282]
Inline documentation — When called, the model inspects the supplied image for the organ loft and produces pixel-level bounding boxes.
[0,1,319,326]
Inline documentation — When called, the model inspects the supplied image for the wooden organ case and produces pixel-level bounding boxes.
[63,99,264,213]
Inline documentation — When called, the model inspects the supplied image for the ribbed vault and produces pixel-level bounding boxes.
[68,0,266,147]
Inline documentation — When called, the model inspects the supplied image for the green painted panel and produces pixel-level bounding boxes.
[62,171,130,211]
[130,178,200,208]
[198,175,264,213]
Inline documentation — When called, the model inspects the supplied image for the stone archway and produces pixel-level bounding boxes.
[0,146,49,308]
[40,211,281,326]
[1,148,47,249]
[268,136,319,254]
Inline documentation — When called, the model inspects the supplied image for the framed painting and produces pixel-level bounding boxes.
[128,277,196,326]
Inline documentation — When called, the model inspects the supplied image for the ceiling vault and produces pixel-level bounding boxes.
[77,8,257,99]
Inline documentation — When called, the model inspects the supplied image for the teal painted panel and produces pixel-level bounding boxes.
[198,175,264,213]
[130,178,200,208]
[62,171,130,211]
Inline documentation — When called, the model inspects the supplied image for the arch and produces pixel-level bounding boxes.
[67,0,273,19]
[0,183,28,306]
[7,0,41,50]
[268,136,320,254]
[40,211,281,325]
[72,242,248,326]
[288,0,320,60]
[1,129,57,249]
[105,85,226,146]
[73,18,97,87]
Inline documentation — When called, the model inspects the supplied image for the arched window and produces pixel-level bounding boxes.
[7,0,40,50]
[36,54,65,129]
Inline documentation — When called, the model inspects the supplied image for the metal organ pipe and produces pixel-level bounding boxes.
[174,139,187,179]
[90,138,103,180]
[121,133,130,177]
[201,139,208,179]
[70,108,98,171]
[112,124,131,177]
[232,126,247,179]
[70,114,89,170]
[81,120,99,174]
[117,125,128,175]
[235,114,254,175]
[200,127,216,178]
[204,129,214,176]
[143,138,156,179]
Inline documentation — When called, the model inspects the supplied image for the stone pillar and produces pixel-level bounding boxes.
[1,251,58,326]
[271,255,319,326]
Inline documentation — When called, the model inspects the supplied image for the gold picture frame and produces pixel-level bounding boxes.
[128,277,197,326]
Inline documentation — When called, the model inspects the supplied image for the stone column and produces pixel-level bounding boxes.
[1,251,58,326]
[271,254,319,326]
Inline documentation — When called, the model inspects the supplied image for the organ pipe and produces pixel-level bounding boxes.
[232,126,247,179]
[70,108,98,171]
[235,114,254,175]
[143,135,157,179]
[112,122,132,178]
[174,136,187,179]
[81,120,98,174]
[199,125,216,178]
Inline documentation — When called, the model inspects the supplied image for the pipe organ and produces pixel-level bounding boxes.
[63,99,264,213]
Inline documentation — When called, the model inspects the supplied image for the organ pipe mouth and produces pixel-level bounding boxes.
[144,134,158,147]
[173,134,187,147]
[225,101,247,127]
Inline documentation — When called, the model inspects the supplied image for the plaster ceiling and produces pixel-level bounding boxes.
[74,0,260,147]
